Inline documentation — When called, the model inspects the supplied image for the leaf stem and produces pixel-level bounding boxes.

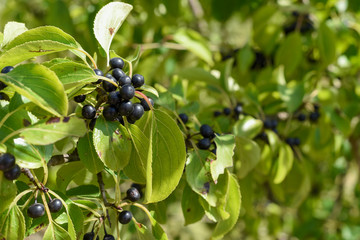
[76,48,98,69]
[40,191,53,222]
[0,128,23,144]
[74,202,102,218]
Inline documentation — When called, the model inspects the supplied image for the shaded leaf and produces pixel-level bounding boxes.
[78,132,104,174]
[0,205,26,240]
[234,136,261,179]
[233,116,263,139]
[272,143,294,184]
[182,183,205,225]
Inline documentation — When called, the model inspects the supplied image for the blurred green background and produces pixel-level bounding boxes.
[2,0,360,239]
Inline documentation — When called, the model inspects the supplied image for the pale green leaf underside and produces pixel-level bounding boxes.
[1,21,28,48]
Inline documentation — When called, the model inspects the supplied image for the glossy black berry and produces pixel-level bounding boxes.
[83,232,99,240]
[107,91,121,105]
[0,82,7,90]
[131,103,144,120]
[0,92,9,101]
[120,84,135,100]
[297,113,306,121]
[103,105,118,121]
[200,124,214,138]
[93,69,104,84]
[1,66,14,73]
[197,138,211,150]
[118,210,132,224]
[117,101,134,116]
[119,75,132,86]
[213,111,222,117]
[27,203,45,218]
[140,98,154,111]
[103,74,118,92]
[82,105,96,119]
[103,234,115,240]
[234,104,243,115]
[223,107,231,116]
[0,153,16,171]
[4,164,21,180]
[179,113,188,124]
[309,112,320,122]
[48,198,63,213]
[130,183,143,198]
[126,187,141,202]
[112,68,126,81]
[89,118,97,130]
[131,74,145,88]
[293,138,300,146]
[110,57,125,69]
[74,95,86,103]
[127,116,137,124]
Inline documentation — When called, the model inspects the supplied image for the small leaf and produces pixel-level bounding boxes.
[0,172,17,214]
[78,132,104,174]
[233,116,263,138]
[210,134,235,182]
[20,117,87,145]
[272,143,294,184]
[0,205,26,240]
[138,85,159,98]
[275,32,302,75]
[1,21,28,48]
[43,221,72,240]
[318,22,336,65]
[0,63,68,116]
[93,2,133,65]
[148,212,168,240]
[182,183,205,225]
[233,136,261,179]
[67,203,84,236]
[56,162,86,192]
[93,116,132,171]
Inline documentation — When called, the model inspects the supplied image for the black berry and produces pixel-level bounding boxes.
[118,210,132,224]
[74,95,86,103]
[179,113,188,124]
[103,235,115,240]
[27,203,45,218]
[127,116,137,124]
[140,98,154,111]
[103,74,118,92]
[110,57,125,69]
[120,84,135,100]
[200,124,214,138]
[131,103,144,120]
[119,75,132,86]
[48,198,63,213]
[112,68,126,81]
[126,187,141,202]
[234,104,243,115]
[117,101,134,116]
[223,107,231,116]
[103,105,118,121]
[89,118,97,130]
[83,232,99,240]
[93,69,104,84]
[0,82,7,90]
[107,91,122,105]
[309,112,320,122]
[130,183,143,198]
[213,111,222,117]
[1,66,14,73]
[82,105,96,119]
[0,92,9,101]
[131,74,145,88]
[0,153,16,171]
[297,113,306,121]
[197,138,211,150]
[4,164,21,180]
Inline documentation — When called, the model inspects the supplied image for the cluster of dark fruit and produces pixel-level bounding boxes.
[76,57,154,126]
[283,11,314,35]
[27,196,63,218]
[297,104,320,123]
[178,113,217,154]
[213,103,243,119]
[0,153,21,180]
[0,66,14,100]
[82,185,142,240]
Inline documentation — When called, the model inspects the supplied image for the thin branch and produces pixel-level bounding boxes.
[97,172,111,206]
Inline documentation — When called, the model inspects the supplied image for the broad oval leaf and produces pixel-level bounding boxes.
[0,205,26,240]
[318,22,336,65]
[275,32,302,75]
[181,183,205,225]
[272,143,294,184]
[1,21,28,48]
[20,116,87,145]
[233,116,263,139]
[0,63,68,116]
[0,172,17,214]
[234,136,261,179]
[93,2,133,65]
[43,221,72,240]
[78,132,104,174]
[93,116,132,171]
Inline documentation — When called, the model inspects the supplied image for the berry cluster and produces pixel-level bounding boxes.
[27,196,63,218]
[77,57,154,127]
[0,153,21,180]
[213,103,243,119]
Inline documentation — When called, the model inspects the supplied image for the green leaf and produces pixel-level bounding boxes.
[0,172,17,213]
[139,85,159,98]
[318,22,336,65]
[210,134,235,182]
[0,205,26,240]
[78,132,104,174]
[149,212,168,240]
[0,63,68,116]
[173,29,214,66]
[1,21,28,48]
[93,116,132,171]
[0,26,81,68]
[43,221,72,240]
[234,136,261,179]
[182,183,205,225]
[124,109,186,203]
[233,116,263,139]
[20,116,87,145]
[67,203,84,236]
[275,32,302,75]
[212,172,241,240]
[178,67,219,86]
[272,143,294,184]
[48,61,98,90]
[56,162,86,192]
[93,2,133,65]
